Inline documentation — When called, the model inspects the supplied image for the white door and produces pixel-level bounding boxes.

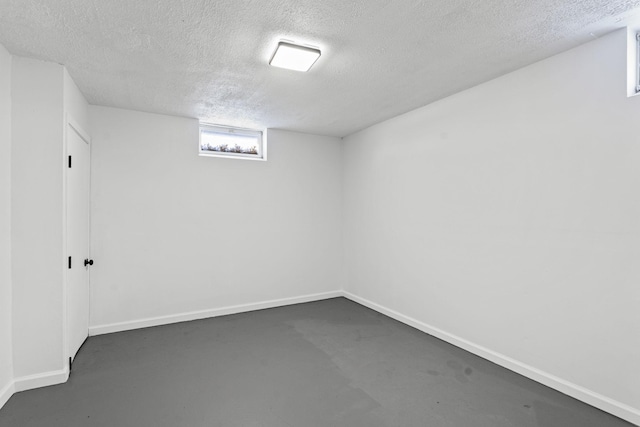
[66,121,91,363]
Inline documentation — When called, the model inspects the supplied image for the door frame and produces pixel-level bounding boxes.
[63,113,91,372]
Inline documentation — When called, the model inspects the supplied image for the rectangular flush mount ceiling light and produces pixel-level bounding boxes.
[269,41,321,72]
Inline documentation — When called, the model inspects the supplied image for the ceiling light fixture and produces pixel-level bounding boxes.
[269,41,321,72]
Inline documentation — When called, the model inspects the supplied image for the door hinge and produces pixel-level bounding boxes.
[68,256,72,269]
[69,356,72,372]
[68,155,72,168]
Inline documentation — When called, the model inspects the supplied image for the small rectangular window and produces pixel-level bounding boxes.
[199,124,265,160]
[637,33,640,93]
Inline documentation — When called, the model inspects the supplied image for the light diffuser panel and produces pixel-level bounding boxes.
[269,42,321,72]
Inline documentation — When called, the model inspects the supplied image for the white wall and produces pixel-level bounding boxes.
[0,55,89,405]
[343,28,640,424]
[10,57,73,384]
[64,69,90,133]
[0,42,13,407]
[89,106,343,331]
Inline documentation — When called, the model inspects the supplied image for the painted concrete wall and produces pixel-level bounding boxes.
[0,43,13,406]
[89,106,343,330]
[343,28,640,422]
[11,57,65,378]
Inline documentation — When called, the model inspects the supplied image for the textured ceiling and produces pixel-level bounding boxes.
[1,0,640,137]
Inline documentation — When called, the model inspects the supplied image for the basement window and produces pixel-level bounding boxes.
[637,33,640,93]
[199,124,265,161]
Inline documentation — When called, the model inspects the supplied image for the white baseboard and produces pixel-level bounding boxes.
[6,290,637,425]
[89,290,343,336]
[343,291,640,427]
[1,368,69,410]
[0,380,15,410]
[1,291,342,412]
[13,368,69,393]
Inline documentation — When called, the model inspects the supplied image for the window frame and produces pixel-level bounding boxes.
[637,32,640,93]
[198,123,265,161]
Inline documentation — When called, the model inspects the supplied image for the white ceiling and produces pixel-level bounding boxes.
[1,0,640,137]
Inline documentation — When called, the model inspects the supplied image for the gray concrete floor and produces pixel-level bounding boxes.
[0,298,633,427]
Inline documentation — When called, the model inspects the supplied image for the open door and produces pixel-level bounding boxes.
[66,119,91,364]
